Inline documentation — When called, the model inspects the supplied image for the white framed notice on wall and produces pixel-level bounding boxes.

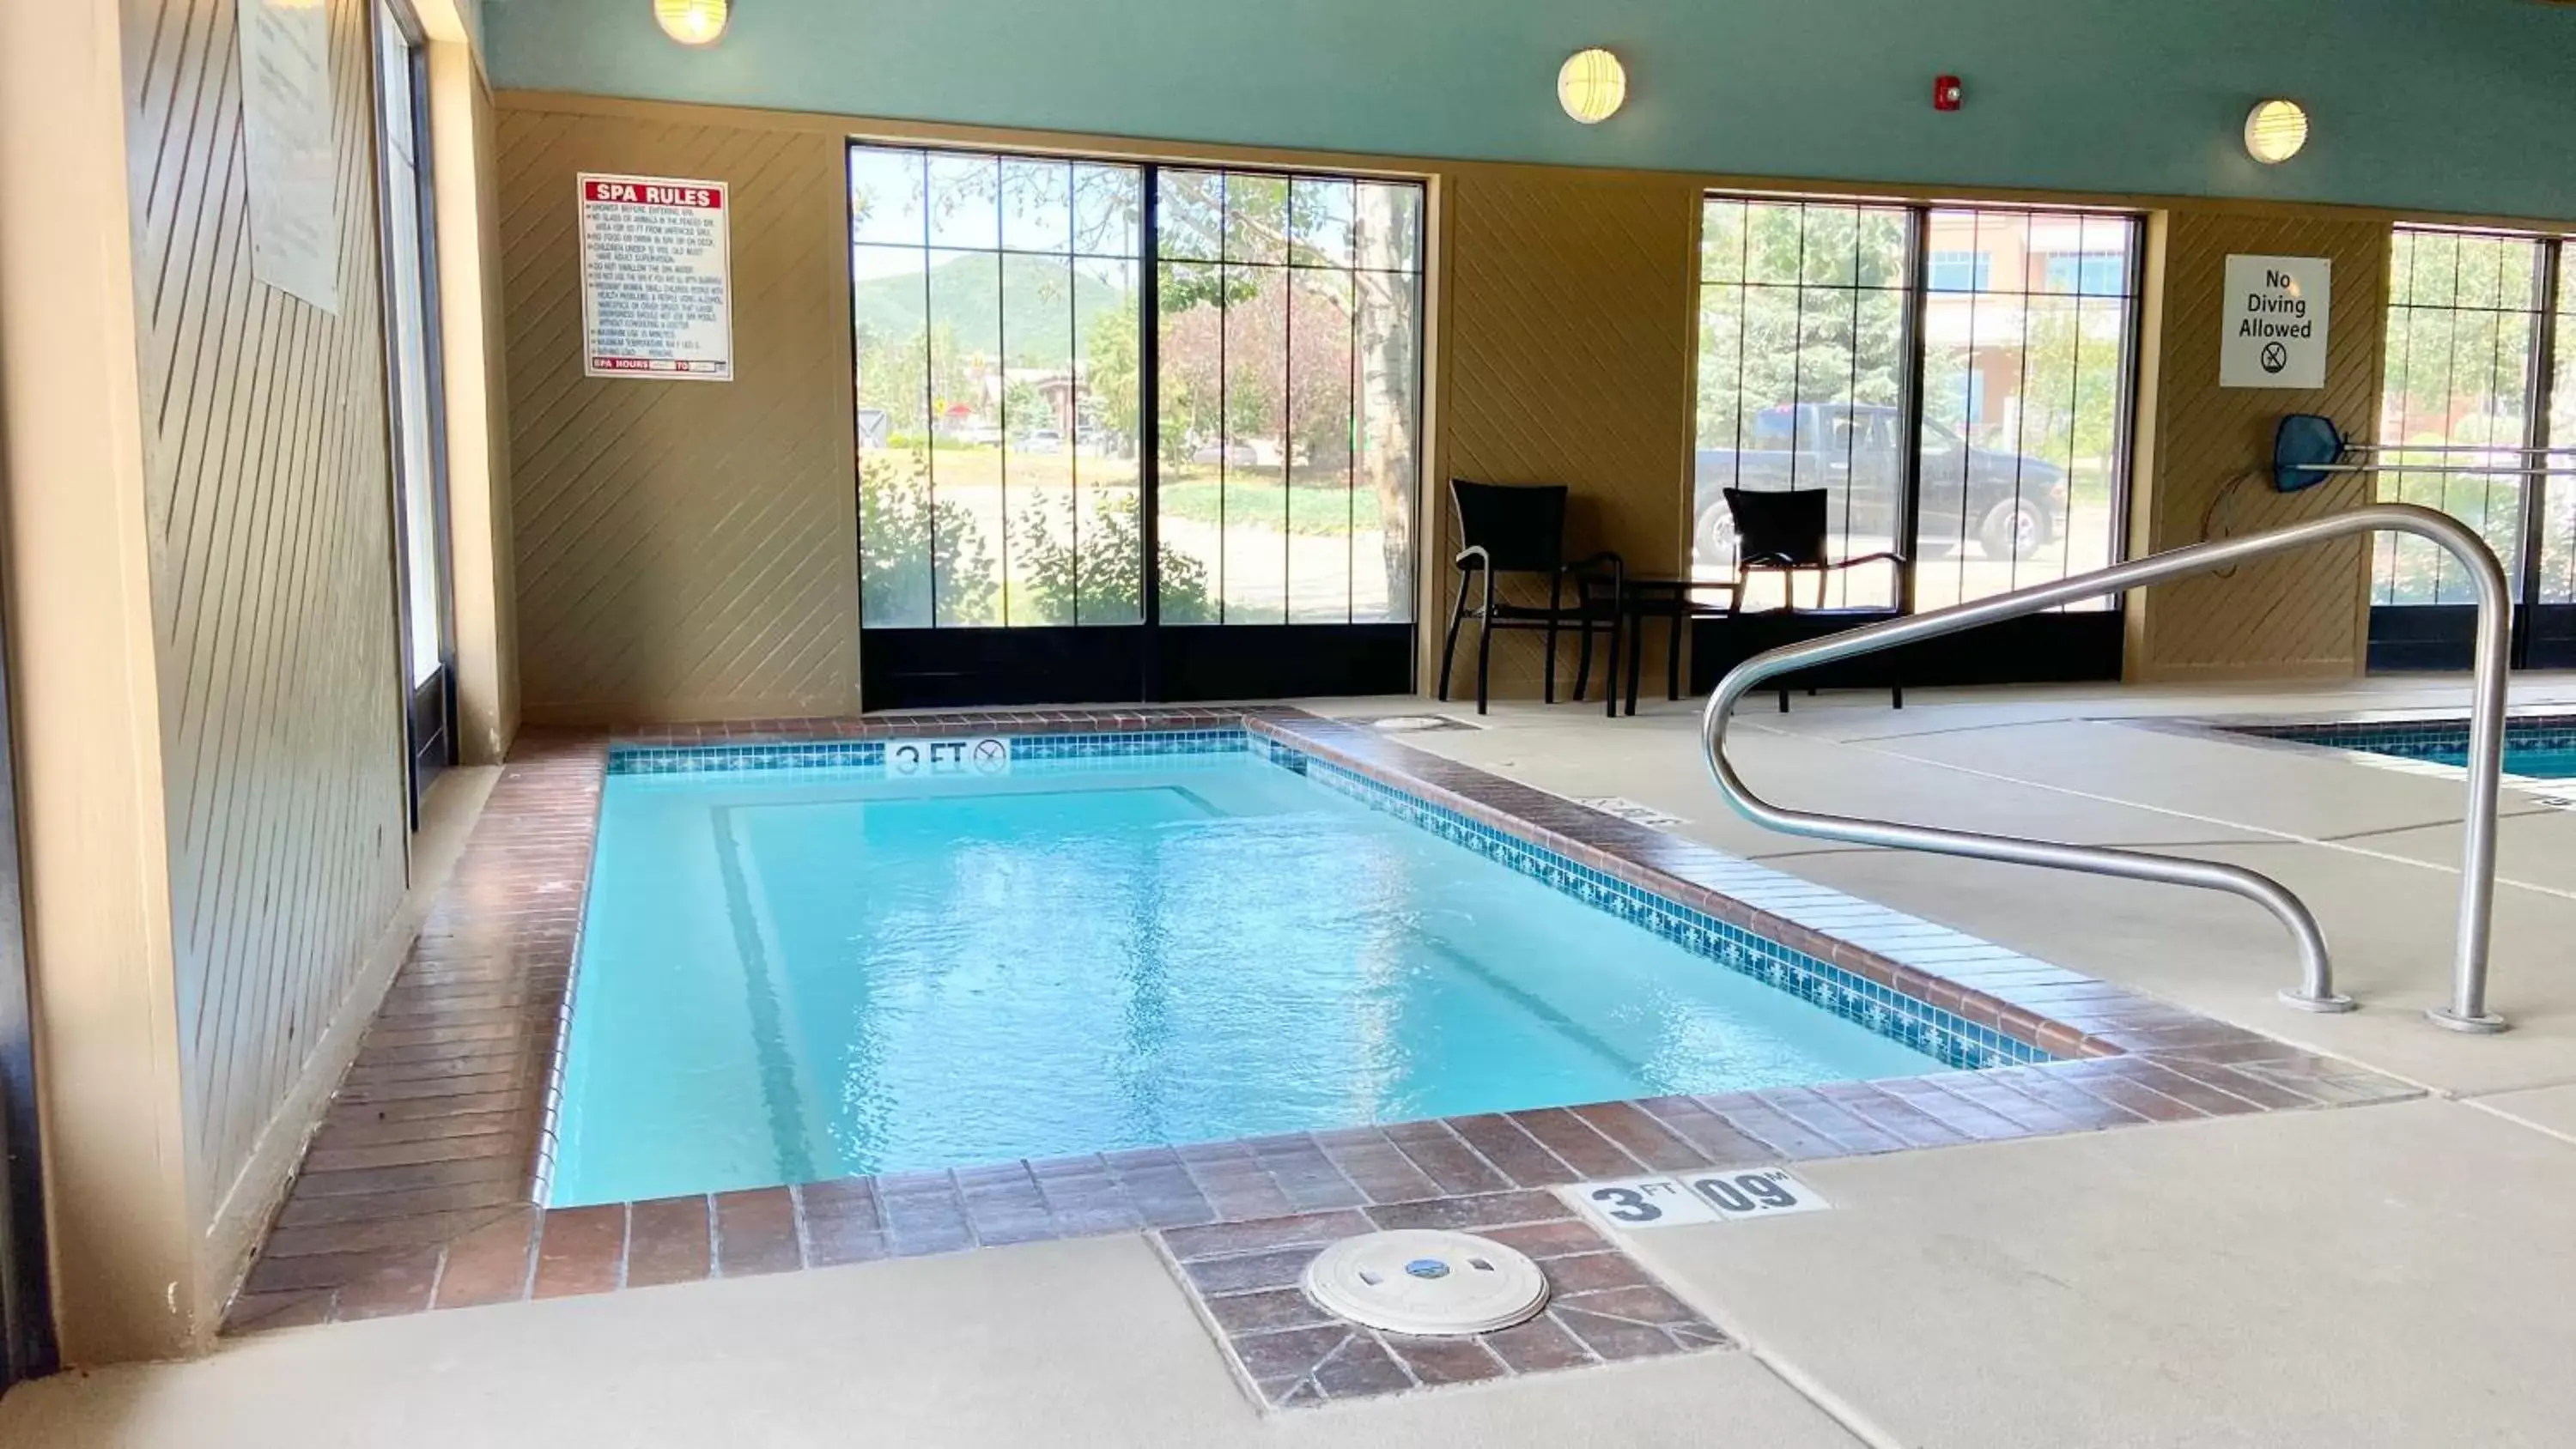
[2220,254,2330,389]
[236,0,340,312]
[578,173,733,380]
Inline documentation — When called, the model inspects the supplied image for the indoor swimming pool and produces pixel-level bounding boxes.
[545,732,1944,1207]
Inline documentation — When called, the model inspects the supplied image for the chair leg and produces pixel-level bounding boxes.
[1437,573,1472,701]
[1666,608,1684,702]
[1543,616,1560,705]
[1475,613,1495,715]
[1778,686,1790,713]
[1574,615,1595,700]
[1625,615,1644,717]
[1604,610,1622,719]
[1892,682,1905,710]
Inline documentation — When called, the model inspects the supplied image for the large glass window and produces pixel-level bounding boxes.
[2372,228,2552,607]
[850,147,1145,626]
[1153,170,1421,624]
[1915,208,2139,611]
[373,0,453,806]
[852,146,1422,630]
[2545,246,2576,605]
[1694,198,1911,610]
[1692,197,2140,615]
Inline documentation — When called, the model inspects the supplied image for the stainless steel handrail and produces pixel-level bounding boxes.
[1698,501,2511,1033]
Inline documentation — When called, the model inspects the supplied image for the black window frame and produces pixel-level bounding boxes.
[2366,226,2576,672]
[846,139,1430,708]
[1687,192,2147,693]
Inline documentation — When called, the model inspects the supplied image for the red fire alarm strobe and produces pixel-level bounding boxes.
[1934,76,1963,112]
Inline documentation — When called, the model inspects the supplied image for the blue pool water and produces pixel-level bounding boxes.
[549,749,1938,1207]
[2257,718,2576,779]
[2493,748,2576,779]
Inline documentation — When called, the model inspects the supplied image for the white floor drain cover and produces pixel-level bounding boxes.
[1300,1230,1549,1337]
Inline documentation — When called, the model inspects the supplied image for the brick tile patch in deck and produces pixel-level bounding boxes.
[1163,1191,1730,1408]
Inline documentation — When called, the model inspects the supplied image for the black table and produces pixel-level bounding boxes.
[1585,576,1740,717]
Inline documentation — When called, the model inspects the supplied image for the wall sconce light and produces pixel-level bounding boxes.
[2244,99,2309,164]
[654,0,729,45]
[1558,49,1627,124]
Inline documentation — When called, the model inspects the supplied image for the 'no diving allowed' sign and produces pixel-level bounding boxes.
[2221,254,2330,390]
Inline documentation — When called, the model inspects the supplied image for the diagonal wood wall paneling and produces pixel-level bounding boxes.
[1432,164,1699,699]
[497,106,859,724]
[2132,209,2389,680]
[121,0,412,1234]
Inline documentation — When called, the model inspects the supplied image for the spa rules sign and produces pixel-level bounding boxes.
[579,173,733,380]
[2221,254,2330,389]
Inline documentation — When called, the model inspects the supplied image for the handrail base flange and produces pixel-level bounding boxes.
[2279,989,2357,1014]
[2427,1007,2509,1034]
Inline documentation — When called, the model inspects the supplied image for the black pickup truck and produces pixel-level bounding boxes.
[1695,403,2067,565]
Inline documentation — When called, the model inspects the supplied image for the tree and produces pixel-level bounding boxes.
[1012,490,1214,624]
[1696,201,1907,450]
[858,452,996,626]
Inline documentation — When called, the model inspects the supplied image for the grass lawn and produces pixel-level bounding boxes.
[1156,469,1388,537]
[878,444,1392,537]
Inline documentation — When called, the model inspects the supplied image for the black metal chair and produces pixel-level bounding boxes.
[1722,487,1906,712]
[1438,480,1625,716]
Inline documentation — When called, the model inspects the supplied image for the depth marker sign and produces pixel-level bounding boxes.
[579,173,733,380]
[1559,1169,1832,1231]
[2220,254,2330,390]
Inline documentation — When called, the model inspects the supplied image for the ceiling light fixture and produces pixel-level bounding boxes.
[1558,49,1627,124]
[653,0,728,46]
[2244,99,2309,164]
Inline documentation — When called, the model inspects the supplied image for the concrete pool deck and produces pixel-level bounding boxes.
[7,675,2576,1446]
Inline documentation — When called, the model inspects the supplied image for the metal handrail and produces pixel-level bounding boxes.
[1698,501,2511,1033]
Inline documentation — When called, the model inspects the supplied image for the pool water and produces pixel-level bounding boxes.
[549,749,1938,1207]
[2246,718,2576,781]
[2492,748,2576,779]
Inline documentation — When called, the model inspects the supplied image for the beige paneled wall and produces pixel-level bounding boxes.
[496,105,860,724]
[3,0,428,1358]
[122,0,413,1302]
[2128,209,2391,680]
[437,49,523,761]
[1430,162,1700,699]
[490,94,1706,717]
[485,92,2503,715]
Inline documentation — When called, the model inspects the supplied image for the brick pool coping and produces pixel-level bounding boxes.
[223,706,2421,1336]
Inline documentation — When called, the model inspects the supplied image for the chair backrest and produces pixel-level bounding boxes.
[1723,488,1830,568]
[1449,480,1569,573]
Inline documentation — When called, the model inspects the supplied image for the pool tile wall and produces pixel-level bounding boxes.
[2219,712,2576,763]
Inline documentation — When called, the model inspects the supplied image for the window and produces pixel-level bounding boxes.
[1915,208,2140,611]
[1695,198,1912,609]
[1928,251,1990,292]
[2372,228,2555,607]
[2042,252,2126,294]
[1692,197,2142,615]
[372,0,454,805]
[851,146,1423,630]
[2547,245,2576,605]
[1154,170,1423,623]
[850,147,1145,626]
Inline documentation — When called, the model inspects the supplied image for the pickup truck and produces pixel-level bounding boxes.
[1695,403,2068,566]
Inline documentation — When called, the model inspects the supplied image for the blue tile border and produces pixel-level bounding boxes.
[605,729,1244,775]
[606,728,2044,1073]
[2221,714,2576,774]
[1273,743,2044,1072]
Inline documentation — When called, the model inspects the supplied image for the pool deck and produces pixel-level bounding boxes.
[8,675,2576,1446]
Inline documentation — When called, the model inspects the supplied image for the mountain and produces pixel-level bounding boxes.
[850,252,1126,367]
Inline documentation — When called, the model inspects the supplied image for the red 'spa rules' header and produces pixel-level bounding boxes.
[581,179,724,209]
